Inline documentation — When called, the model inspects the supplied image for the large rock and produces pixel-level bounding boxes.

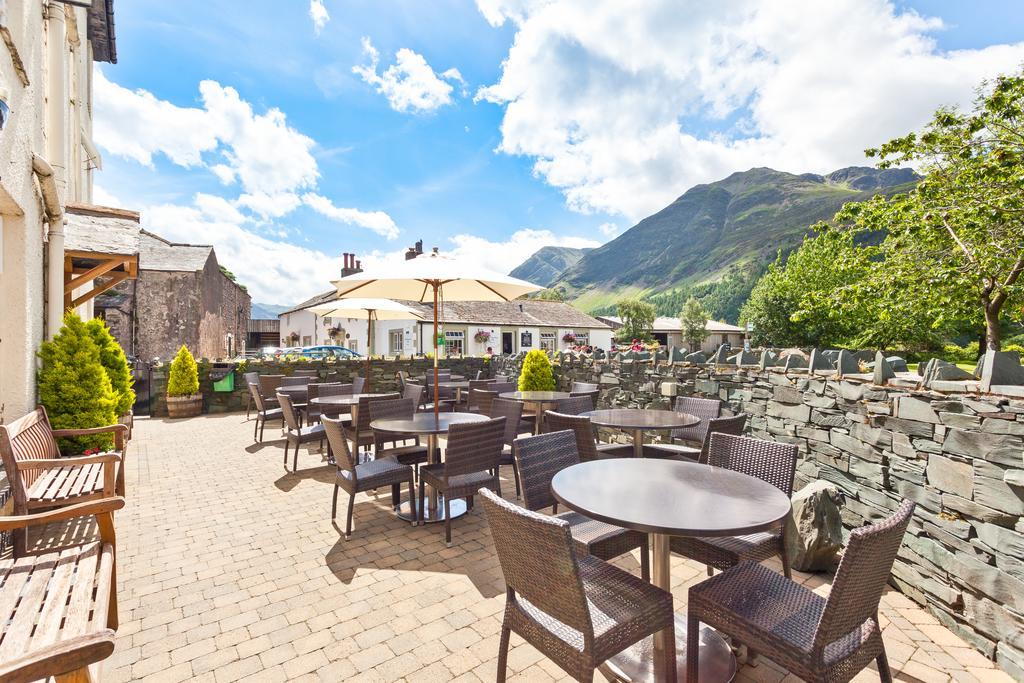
[980,350,1024,392]
[785,480,845,572]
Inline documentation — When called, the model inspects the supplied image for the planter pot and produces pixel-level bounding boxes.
[166,394,203,419]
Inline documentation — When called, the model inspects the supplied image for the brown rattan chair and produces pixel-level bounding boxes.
[249,382,283,442]
[480,487,674,683]
[293,369,319,377]
[419,416,505,545]
[551,394,593,417]
[352,376,366,394]
[687,499,916,682]
[671,432,798,578]
[489,398,525,498]
[544,411,634,461]
[349,393,400,460]
[258,374,284,407]
[243,371,260,419]
[280,375,309,387]
[668,395,721,446]
[515,430,650,582]
[402,383,424,406]
[644,413,748,461]
[468,388,498,414]
[323,416,417,537]
[277,392,326,472]
[304,382,344,425]
[369,397,431,473]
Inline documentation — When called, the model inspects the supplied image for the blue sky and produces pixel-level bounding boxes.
[93,1,1024,304]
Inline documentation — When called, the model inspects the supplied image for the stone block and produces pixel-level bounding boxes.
[872,415,934,439]
[850,422,892,449]
[831,431,883,461]
[1005,469,1024,487]
[835,349,860,377]
[767,401,810,422]
[964,593,1024,647]
[939,412,983,429]
[976,522,1024,557]
[941,494,1017,526]
[812,410,851,429]
[803,394,837,409]
[895,396,940,424]
[772,385,801,405]
[943,428,1024,467]
[926,454,974,498]
[784,480,844,572]
[974,460,1024,516]
[871,351,895,385]
[980,350,1024,392]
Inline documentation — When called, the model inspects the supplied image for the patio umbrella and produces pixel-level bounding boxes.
[306,298,425,391]
[332,249,543,416]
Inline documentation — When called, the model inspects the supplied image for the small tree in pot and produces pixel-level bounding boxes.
[518,349,556,391]
[166,345,202,418]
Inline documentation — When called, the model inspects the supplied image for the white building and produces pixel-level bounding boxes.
[597,315,746,354]
[0,1,118,420]
[278,297,613,356]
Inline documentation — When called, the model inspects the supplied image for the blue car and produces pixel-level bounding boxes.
[300,345,361,359]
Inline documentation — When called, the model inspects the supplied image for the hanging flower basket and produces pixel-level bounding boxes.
[562,332,577,344]
[474,330,492,344]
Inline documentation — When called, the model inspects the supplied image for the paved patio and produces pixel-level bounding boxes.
[91,412,1014,682]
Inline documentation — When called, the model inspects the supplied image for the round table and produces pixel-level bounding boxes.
[372,412,489,523]
[583,408,699,459]
[437,380,470,403]
[499,391,571,434]
[419,373,465,382]
[552,459,792,682]
[276,384,309,400]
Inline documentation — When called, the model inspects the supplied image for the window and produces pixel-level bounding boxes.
[444,330,464,356]
[574,332,589,347]
[540,332,556,352]
[389,329,404,354]
[302,335,311,346]
[348,339,359,353]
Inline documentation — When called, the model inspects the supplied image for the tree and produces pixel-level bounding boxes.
[86,317,135,416]
[37,311,118,453]
[532,288,566,302]
[615,298,655,343]
[168,345,200,396]
[679,298,708,351]
[836,72,1024,350]
[518,349,556,391]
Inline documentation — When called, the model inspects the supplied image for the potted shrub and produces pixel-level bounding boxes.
[518,349,556,391]
[37,312,119,453]
[86,318,136,431]
[166,345,202,418]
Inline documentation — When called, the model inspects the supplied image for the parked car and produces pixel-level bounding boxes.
[300,345,361,359]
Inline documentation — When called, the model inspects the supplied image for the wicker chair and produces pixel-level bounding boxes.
[569,381,598,393]
[347,393,399,460]
[551,394,593,417]
[305,382,344,425]
[323,416,417,537]
[644,413,748,462]
[369,397,431,474]
[258,374,284,407]
[480,487,674,683]
[544,411,634,461]
[352,376,366,394]
[243,371,260,419]
[280,376,309,387]
[671,432,798,578]
[249,382,283,442]
[687,499,916,682]
[515,430,650,581]
[277,392,326,472]
[419,417,505,545]
[316,383,354,421]
[489,398,525,498]
[402,383,424,407]
[468,388,498,414]
[395,370,408,395]
[669,396,721,446]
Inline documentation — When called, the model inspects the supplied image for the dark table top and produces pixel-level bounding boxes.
[499,391,571,403]
[310,393,389,407]
[582,408,699,431]
[419,374,466,382]
[551,459,792,537]
[276,385,308,394]
[371,412,489,435]
[437,381,470,389]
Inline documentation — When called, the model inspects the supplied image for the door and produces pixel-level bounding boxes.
[502,331,513,354]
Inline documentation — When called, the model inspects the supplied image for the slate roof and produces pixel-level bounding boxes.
[598,315,744,333]
[64,204,140,256]
[279,290,338,316]
[139,231,213,272]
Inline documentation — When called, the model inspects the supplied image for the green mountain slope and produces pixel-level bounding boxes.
[550,166,918,314]
[509,245,591,287]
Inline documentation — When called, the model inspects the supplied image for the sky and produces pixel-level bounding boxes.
[93,0,1024,305]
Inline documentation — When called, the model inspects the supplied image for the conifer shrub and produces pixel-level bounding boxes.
[86,318,135,416]
[518,349,556,391]
[37,312,118,453]
[167,345,200,396]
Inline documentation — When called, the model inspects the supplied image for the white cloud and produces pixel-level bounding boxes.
[309,0,329,35]
[92,184,123,208]
[353,37,465,113]
[476,0,1024,221]
[445,229,599,276]
[302,193,400,240]
[598,222,619,238]
[235,192,303,219]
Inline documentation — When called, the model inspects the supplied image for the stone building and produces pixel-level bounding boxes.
[96,229,251,362]
[0,0,119,420]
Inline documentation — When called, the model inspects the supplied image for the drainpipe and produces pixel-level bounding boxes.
[43,2,68,338]
[34,155,65,337]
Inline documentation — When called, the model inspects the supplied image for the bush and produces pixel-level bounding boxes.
[942,341,980,364]
[86,318,135,416]
[518,349,556,391]
[37,312,118,453]
[168,345,199,396]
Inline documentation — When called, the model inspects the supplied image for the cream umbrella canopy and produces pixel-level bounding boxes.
[332,249,543,416]
[306,298,425,391]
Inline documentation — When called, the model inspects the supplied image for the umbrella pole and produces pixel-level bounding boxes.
[365,310,373,392]
[433,282,440,420]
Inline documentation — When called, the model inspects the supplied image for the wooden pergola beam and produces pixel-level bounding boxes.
[64,256,127,293]
[68,271,131,309]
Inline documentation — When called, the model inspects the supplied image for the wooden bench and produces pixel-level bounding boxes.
[1,407,128,557]
[0,497,124,683]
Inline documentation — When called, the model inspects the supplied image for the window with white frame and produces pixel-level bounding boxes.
[389,329,404,354]
[302,335,312,346]
[540,332,556,352]
[348,339,359,353]
[574,332,589,346]
[444,330,464,356]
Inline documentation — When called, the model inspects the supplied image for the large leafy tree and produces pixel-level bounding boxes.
[679,298,708,351]
[615,298,656,342]
[836,72,1024,350]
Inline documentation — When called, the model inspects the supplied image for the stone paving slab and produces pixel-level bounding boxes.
[86,413,1016,682]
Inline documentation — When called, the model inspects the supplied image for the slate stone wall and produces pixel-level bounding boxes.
[493,355,1024,677]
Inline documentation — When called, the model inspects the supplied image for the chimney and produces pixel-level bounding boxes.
[355,260,361,271]
[341,252,362,278]
[405,239,426,261]
[415,240,423,255]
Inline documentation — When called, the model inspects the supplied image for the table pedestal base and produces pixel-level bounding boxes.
[600,615,736,682]
[396,497,467,524]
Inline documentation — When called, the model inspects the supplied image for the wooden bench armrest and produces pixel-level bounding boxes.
[16,453,122,469]
[51,424,129,439]
[0,630,116,683]
[0,497,125,532]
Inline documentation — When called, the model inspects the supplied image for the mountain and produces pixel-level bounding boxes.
[251,302,290,319]
[509,245,592,287]
[548,166,918,313]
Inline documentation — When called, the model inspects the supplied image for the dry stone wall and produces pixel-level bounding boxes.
[494,355,1024,677]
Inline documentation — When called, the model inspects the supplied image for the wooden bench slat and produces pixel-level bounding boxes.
[0,555,43,627]
[62,544,102,640]
[0,550,62,660]
[55,466,84,501]
[28,465,105,504]
[28,548,81,652]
